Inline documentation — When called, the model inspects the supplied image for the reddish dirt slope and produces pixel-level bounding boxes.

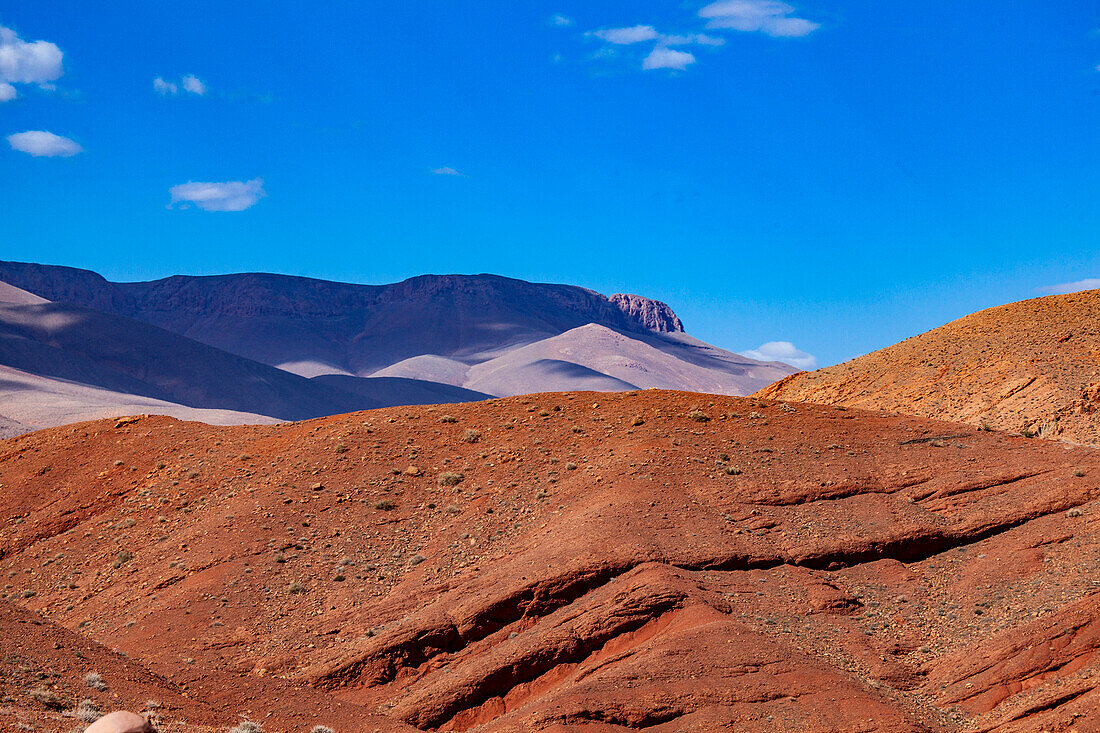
[756,290,1100,445]
[1,391,1099,732]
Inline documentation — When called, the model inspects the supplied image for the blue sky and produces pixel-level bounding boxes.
[2,1,1098,367]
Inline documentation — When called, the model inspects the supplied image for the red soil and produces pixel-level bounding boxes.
[755,290,1100,446]
[2,390,1099,731]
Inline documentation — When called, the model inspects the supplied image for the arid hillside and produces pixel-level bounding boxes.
[757,289,1100,445]
[2,391,1099,731]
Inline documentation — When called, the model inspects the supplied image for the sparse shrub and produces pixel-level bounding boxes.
[438,471,464,487]
[83,672,106,691]
[113,460,124,467]
[288,581,305,594]
[374,500,396,511]
[112,550,133,569]
[228,722,264,733]
[439,415,457,424]
[407,554,425,567]
[334,443,349,454]
[687,410,710,423]
[979,419,993,432]
[462,429,480,443]
[1073,469,1086,477]
[311,726,336,733]
[75,698,101,723]
[565,462,577,471]
[187,470,200,479]
[1067,508,1083,518]
[274,554,286,564]
[118,517,136,529]
[929,439,945,448]
[26,687,69,710]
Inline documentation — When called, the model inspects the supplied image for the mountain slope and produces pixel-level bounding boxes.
[3,391,1099,731]
[757,289,1100,445]
[463,323,787,397]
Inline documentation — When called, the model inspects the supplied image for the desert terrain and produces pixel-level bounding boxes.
[757,290,1100,446]
[2,390,1098,731]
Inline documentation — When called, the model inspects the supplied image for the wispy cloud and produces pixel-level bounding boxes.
[550,14,574,28]
[153,77,177,95]
[181,74,207,95]
[699,0,820,38]
[0,24,64,102]
[430,166,466,177]
[592,26,660,45]
[643,47,696,71]
[742,341,818,370]
[7,130,82,157]
[661,33,726,47]
[168,178,265,211]
[1038,278,1100,295]
[154,74,208,96]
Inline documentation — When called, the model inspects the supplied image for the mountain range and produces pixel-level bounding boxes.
[0,261,794,435]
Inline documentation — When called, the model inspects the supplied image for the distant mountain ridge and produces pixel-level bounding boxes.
[0,262,685,377]
[0,261,795,436]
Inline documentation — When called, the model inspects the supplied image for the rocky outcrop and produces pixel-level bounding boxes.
[609,292,684,333]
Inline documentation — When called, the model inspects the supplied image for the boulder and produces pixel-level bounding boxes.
[84,711,155,733]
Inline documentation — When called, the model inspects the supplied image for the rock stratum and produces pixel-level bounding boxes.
[2,390,1099,731]
[756,289,1100,446]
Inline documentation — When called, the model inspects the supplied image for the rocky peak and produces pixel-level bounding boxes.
[609,293,684,333]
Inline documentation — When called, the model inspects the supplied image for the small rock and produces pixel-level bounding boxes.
[405,465,422,476]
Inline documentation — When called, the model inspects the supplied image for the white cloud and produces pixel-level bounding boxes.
[430,166,465,176]
[154,74,206,96]
[660,33,726,46]
[168,178,265,211]
[742,341,818,370]
[550,14,574,27]
[153,76,177,95]
[1038,278,1100,295]
[181,74,206,95]
[7,130,82,157]
[592,25,660,45]
[699,0,820,37]
[642,47,696,71]
[0,24,64,101]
